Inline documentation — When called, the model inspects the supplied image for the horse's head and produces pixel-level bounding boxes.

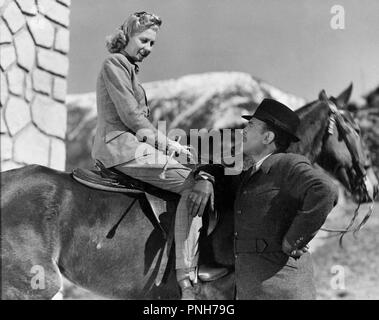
[318,84,378,203]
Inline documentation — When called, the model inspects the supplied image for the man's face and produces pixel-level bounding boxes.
[242,117,268,156]
[124,28,157,63]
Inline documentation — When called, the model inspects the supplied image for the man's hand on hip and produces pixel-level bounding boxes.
[282,237,309,259]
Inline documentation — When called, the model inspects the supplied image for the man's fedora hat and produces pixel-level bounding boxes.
[242,98,300,142]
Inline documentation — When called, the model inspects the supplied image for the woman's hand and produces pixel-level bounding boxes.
[187,180,215,217]
[167,140,194,161]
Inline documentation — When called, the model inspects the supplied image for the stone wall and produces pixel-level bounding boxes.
[0,0,70,171]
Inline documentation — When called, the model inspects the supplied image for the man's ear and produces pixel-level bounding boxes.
[263,131,275,145]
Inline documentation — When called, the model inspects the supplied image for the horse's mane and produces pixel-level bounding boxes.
[289,100,330,162]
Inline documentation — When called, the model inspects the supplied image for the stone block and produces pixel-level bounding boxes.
[0,70,8,106]
[57,0,70,7]
[13,123,50,165]
[49,137,65,170]
[32,68,52,94]
[25,73,33,101]
[14,29,35,71]
[37,0,70,27]
[1,107,8,133]
[7,65,25,96]
[0,44,16,71]
[0,20,12,44]
[3,1,25,33]
[27,15,55,48]
[4,95,31,135]
[31,94,66,138]
[37,48,68,76]
[15,0,38,15]
[0,133,12,160]
[1,160,24,171]
[52,76,66,102]
[54,27,69,53]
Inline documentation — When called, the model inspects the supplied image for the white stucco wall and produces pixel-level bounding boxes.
[0,0,70,171]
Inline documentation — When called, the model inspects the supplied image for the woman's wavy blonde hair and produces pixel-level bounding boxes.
[106,11,162,53]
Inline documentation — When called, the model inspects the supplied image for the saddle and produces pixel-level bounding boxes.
[72,160,217,233]
[72,160,179,200]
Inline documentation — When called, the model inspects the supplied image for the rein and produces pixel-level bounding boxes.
[320,101,374,242]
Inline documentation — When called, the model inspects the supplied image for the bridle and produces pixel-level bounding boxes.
[327,101,367,191]
[320,100,375,242]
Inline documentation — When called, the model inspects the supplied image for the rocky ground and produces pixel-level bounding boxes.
[61,198,379,300]
[312,199,379,300]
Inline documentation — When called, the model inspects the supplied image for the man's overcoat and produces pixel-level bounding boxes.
[228,153,338,299]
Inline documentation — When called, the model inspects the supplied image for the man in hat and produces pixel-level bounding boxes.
[190,98,339,299]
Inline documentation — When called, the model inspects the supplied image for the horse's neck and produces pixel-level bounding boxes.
[289,101,330,163]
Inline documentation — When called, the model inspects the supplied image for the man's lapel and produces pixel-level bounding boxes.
[260,152,282,174]
[239,164,258,189]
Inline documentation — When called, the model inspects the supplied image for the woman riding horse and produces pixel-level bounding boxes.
[91,11,226,299]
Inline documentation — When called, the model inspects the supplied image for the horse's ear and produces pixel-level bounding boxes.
[319,90,328,101]
[336,83,353,107]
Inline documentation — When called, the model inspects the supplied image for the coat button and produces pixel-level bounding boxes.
[236,210,242,214]
[234,232,238,237]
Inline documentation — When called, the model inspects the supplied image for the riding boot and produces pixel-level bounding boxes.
[176,268,196,300]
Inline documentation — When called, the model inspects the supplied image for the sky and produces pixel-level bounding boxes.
[68,0,379,103]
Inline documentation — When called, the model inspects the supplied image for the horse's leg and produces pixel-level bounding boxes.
[1,166,63,300]
[2,230,63,300]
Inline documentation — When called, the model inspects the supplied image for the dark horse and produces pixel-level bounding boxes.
[1,86,378,299]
